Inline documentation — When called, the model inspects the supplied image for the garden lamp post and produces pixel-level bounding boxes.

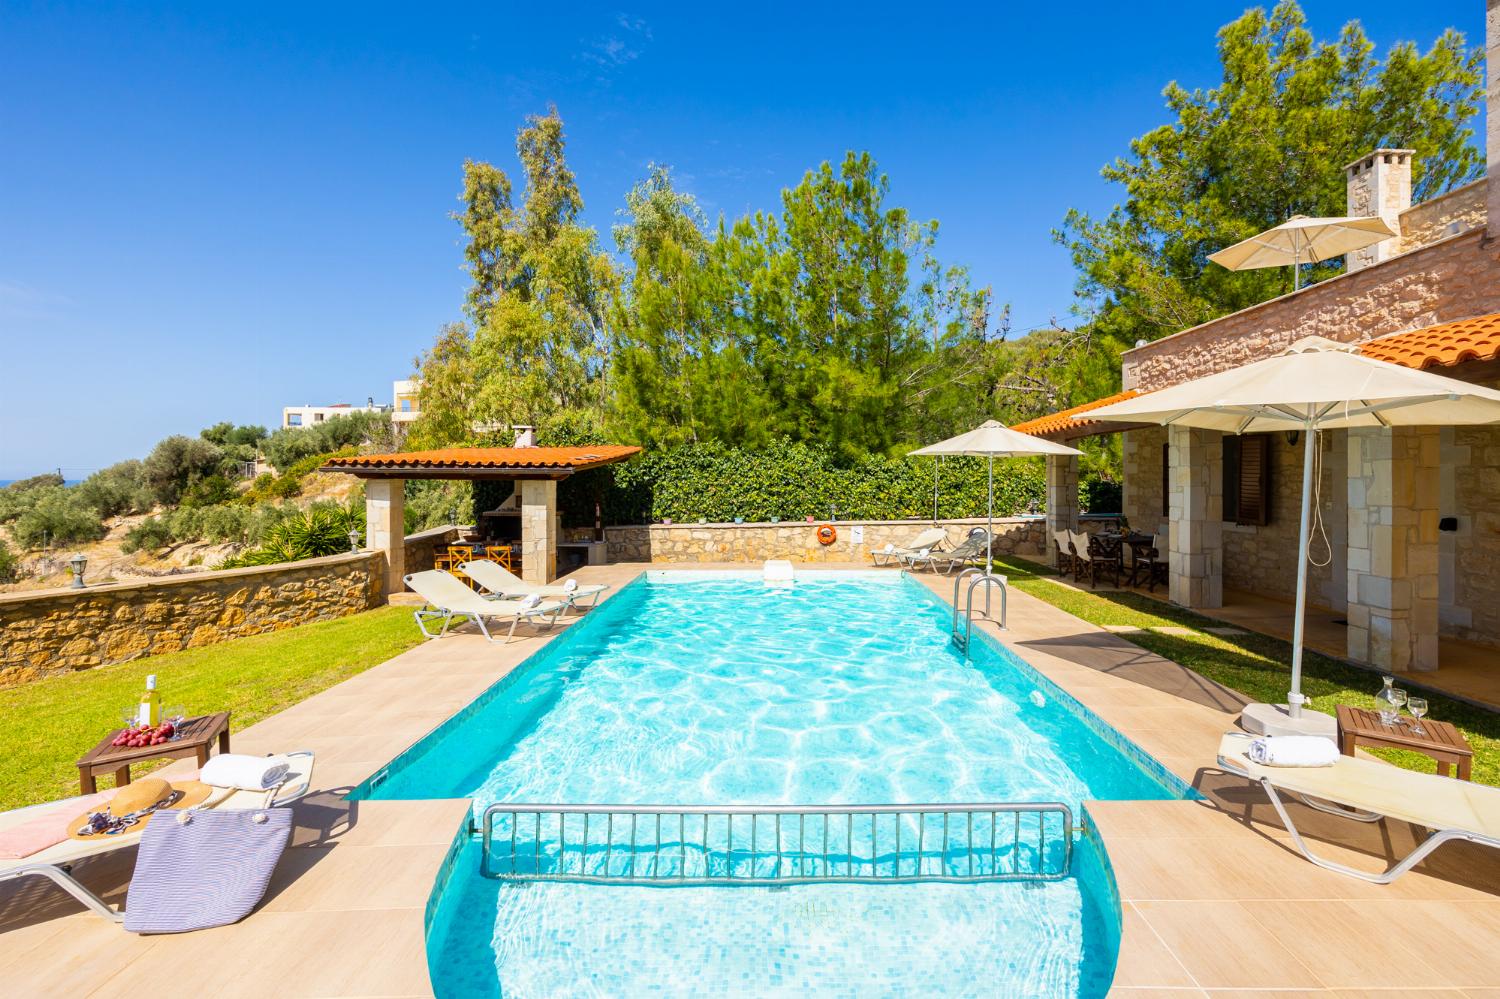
[69,552,87,589]
[348,529,361,553]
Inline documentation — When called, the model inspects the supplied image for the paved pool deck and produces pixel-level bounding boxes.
[2,562,1497,996]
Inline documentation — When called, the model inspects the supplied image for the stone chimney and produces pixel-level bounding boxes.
[512,425,536,447]
[1489,0,1499,239]
[1344,148,1413,272]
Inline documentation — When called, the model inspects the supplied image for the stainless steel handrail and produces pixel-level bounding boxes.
[479,801,1072,886]
[951,570,1007,653]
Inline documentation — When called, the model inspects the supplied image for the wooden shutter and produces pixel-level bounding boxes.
[1236,435,1271,526]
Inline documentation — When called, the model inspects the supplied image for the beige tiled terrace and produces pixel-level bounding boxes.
[1,562,1497,996]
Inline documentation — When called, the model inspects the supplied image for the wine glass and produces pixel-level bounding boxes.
[164,706,187,738]
[1407,697,1428,735]
[1391,688,1408,726]
[120,706,140,730]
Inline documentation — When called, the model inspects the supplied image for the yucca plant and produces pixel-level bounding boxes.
[217,501,365,569]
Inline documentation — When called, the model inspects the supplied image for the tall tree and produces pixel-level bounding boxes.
[1059,0,1485,348]
[414,108,616,446]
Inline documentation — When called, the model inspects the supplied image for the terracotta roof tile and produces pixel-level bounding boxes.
[322,445,641,473]
[1010,390,1142,438]
[1359,312,1500,371]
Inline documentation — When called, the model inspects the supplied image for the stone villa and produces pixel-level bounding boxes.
[1019,15,1500,678]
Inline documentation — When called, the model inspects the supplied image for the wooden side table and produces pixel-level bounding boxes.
[76,711,232,794]
[1335,704,1472,780]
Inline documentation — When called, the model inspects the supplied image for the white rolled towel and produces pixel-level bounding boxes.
[519,593,542,609]
[918,548,931,558]
[883,543,894,554]
[200,754,290,790]
[1247,736,1339,768]
[563,578,579,593]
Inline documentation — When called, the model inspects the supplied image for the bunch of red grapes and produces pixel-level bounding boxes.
[112,721,175,748]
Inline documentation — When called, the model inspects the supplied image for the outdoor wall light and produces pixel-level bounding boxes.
[69,552,87,589]
[348,529,361,553]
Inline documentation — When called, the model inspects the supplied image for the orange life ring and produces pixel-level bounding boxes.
[816,525,837,545]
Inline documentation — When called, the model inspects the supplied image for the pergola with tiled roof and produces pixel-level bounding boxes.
[322,445,642,480]
[321,445,641,593]
[1010,389,1154,442]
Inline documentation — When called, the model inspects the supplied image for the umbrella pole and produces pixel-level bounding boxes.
[1287,425,1316,718]
[986,454,994,577]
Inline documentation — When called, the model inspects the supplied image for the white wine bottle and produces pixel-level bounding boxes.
[137,674,161,728]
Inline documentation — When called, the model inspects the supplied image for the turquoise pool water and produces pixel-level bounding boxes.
[360,572,1191,997]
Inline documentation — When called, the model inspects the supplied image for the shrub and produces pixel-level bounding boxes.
[218,502,365,568]
[200,503,253,543]
[179,473,236,508]
[142,435,223,507]
[551,439,1046,526]
[1080,476,1122,514]
[0,538,21,582]
[406,480,470,534]
[262,411,392,472]
[75,461,152,518]
[11,488,106,548]
[0,474,65,524]
[121,517,173,554]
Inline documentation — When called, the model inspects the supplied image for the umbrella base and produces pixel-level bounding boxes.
[1240,702,1337,739]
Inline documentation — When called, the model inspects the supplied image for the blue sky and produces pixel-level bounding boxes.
[0,1,1486,478]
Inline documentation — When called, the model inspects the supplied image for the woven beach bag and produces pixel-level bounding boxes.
[123,806,292,934]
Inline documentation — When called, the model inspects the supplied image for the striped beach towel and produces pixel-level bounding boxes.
[123,807,292,934]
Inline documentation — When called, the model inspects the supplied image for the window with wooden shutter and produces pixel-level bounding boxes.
[1235,435,1271,526]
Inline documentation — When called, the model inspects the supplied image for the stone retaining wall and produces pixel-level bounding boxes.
[574,516,1120,565]
[0,550,381,686]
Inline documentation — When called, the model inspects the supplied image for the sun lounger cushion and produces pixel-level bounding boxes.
[123,806,292,934]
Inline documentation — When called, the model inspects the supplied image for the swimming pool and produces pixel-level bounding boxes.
[358,571,1192,996]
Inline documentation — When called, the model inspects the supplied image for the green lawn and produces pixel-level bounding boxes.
[989,554,1500,787]
[0,605,424,810]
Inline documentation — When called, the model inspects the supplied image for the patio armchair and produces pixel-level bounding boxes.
[1052,530,1075,575]
[1069,530,1120,589]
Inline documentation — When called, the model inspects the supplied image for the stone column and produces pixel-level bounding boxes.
[1167,426,1223,609]
[364,478,405,598]
[1346,427,1440,672]
[1045,453,1079,568]
[520,479,557,585]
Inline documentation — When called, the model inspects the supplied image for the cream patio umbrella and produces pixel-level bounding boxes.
[1086,337,1500,735]
[910,422,1081,577]
[1208,215,1398,290]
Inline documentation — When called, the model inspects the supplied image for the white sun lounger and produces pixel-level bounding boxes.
[404,569,566,642]
[1218,732,1500,884]
[0,751,314,922]
[870,527,949,567]
[457,560,608,611]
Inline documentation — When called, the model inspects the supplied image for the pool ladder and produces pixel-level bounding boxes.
[951,568,1007,654]
[478,801,1073,886]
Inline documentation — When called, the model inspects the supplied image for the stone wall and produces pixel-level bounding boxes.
[583,517,1119,565]
[401,524,464,577]
[1398,179,1487,253]
[1122,230,1500,392]
[1219,432,1345,606]
[0,551,381,686]
[1122,426,1168,537]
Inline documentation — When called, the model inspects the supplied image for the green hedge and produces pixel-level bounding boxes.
[549,440,1045,526]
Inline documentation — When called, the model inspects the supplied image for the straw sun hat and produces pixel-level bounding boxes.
[69,777,214,840]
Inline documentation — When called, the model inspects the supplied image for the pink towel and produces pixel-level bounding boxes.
[0,790,117,859]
